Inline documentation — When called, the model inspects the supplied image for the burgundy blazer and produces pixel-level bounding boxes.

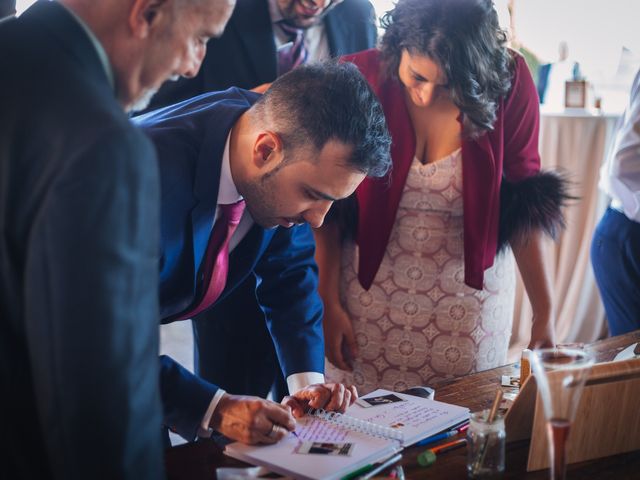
[343,49,541,289]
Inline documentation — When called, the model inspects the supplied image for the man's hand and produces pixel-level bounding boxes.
[282,383,358,418]
[210,394,295,445]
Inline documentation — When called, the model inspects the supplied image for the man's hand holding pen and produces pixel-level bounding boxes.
[210,383,357,445]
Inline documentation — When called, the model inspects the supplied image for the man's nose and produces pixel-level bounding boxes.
[181,45,207,79]
[303,201,333,229]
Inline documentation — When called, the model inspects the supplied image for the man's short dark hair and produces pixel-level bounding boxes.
[254,61,391,178]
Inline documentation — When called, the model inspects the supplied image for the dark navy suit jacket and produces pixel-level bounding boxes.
[134,89,325,440]
[0,2,163,478]
[145,0,377,110]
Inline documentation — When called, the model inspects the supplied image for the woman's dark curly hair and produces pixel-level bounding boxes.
[380,0,514,139]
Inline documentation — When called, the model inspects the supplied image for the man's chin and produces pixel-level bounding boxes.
[253,217,280,229]
[289,18,320,28]
[127,88,158,114]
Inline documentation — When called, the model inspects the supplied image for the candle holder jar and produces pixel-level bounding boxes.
[467,409,505,479]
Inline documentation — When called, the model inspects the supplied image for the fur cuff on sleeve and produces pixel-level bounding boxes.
[497,170,574,253]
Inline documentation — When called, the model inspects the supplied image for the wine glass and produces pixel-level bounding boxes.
[530,348,595,480]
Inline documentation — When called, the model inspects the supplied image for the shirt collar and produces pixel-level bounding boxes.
[217,131,244,205]
[59,3,115,90]
[268,0,285,24]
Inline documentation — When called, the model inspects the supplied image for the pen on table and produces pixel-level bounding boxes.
[430,438,467,455]
[359,453,403,480]
[340,451,402,480]
[340,463,374,480]
[414,430,458,447]
[417,438,467,468]
[415,420,470,447]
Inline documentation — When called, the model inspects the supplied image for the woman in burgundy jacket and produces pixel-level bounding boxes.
[317,0,569,394]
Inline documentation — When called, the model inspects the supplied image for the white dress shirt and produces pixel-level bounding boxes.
[599,68,640,223]
[199,132,324,436]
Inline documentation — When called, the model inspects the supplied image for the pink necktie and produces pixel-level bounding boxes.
[277,22,308,76]
[178,200,246,320]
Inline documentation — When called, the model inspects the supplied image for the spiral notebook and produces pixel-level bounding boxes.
[224,388,469,480]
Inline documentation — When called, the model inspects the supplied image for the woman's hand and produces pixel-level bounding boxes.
[512,232,556,350]
[528,314,556,349]
[323,303,358,371]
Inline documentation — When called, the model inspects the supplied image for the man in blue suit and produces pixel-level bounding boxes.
[145,0,378,402]
[0,0,234,477]
[135,62,391,444]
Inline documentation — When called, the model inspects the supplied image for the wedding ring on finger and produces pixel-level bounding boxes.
[266,422,278,439]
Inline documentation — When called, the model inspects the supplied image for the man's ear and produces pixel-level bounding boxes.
[253,131,284,169]
[129,0,169,39]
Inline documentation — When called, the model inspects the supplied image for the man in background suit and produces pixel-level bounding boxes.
[0,0,234,477]
[146,0,378,403]
[0,0,15,19]
[135,62,391,444]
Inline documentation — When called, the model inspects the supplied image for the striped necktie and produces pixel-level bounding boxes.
[178,200,246,320]
[277,22,308,76]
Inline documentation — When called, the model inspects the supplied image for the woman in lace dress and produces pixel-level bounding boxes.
[317,0,568,394]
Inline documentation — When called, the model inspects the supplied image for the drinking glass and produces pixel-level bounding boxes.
[530,348,595,480]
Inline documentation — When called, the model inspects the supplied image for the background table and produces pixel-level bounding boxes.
[510,110,621,359]
[165,330,640,479]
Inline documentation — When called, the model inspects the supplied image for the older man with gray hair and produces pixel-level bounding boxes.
[0,0,235,478]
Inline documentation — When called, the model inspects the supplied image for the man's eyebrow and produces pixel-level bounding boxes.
[308,187,339,202]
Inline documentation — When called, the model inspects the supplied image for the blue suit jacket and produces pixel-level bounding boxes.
[134,89,325,439]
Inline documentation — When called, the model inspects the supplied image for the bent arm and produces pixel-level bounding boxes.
[254,225,325,378]
[511,231,556,348]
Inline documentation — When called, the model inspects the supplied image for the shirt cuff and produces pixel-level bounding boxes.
[198,388,227,438]
[286,372,325,395]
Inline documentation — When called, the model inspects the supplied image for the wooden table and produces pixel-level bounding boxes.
[165,331,640,479]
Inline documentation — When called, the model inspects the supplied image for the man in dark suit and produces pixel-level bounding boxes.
[146,0,378,403]
[0,0,234,478]
[135,62,391,444]
[0,0,15,19]
[146,0,377,106]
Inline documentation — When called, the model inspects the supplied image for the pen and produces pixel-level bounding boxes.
[395,465,406,480]
[340,463,373,480]
[430,438,467,454]
[359,453,403,480]
[414,430,457,447]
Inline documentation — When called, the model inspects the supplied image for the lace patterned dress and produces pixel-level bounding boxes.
[325,150,515,394]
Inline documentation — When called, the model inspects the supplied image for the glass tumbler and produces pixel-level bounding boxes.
[467,409,505,479]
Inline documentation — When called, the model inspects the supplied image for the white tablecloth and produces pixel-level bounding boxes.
[509,110,620,359]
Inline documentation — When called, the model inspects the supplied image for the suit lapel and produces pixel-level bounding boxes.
[189,90,263,285]
[25,2,112,92]
[232,0,277,84]
[324,10,351,55]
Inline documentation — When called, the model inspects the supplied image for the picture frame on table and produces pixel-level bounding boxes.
[565,80,587,108]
